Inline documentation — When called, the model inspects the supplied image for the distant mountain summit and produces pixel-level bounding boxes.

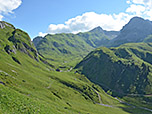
[89,26,104,33]
[33,27,118,66]
[90,26,119,40]
[110,17,152,47]
[32,36,43,47]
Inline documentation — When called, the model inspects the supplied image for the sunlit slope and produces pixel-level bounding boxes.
[33,26,115,67]
[0,21,145,114]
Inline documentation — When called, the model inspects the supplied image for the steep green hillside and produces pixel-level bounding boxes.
[75,42,152,96]
[144,35,152,43]
[33,27,118,68]
[1,21,150,114]
[33,33,94,67]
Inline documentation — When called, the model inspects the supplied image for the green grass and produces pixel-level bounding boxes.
[33,29,110,68]
[75,42,152,95]
[0,21,152,114]
[1,48,151,114]
[144,35,152,43]
[0,50,133,114]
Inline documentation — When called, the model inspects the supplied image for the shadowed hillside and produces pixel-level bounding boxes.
[75,43,152,96]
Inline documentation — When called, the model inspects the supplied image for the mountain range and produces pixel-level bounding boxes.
[33,26,119,67]
[0,16,152,114]
[0,21,121,114]
[110,17,152,47]
[33,17,152,68]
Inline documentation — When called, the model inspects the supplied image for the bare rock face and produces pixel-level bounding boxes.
[0,21,5,29]
[4,45,17,54]
[110,17,152,47]
[0,21,14,29]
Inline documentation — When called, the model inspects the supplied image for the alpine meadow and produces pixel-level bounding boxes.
[1,0,152,114]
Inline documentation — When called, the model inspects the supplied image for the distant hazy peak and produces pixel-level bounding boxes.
[32,36,44,47]
[130,16,152,24]
[130,16,144,21]
[110,16,152,47]
[121,16,152,31]
[89,26,104,33]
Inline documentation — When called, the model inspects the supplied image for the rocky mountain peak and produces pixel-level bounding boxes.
[89,26,104,33]
[0,21,15,29]
[0,21,6,29]
[121,16,152,32]
[110,17,152,47]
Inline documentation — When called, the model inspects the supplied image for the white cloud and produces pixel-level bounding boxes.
[0,15,3,21]
[0,0,22,21]
[144,9,152,19]
[133,0,151,5]
[128,0,152,8]
[127,0,152,20]
[127,0,132,4]
[38,32,48,37]
[132,0,145,4]
[39,0,152,36]
[0,0,22,14]
[126,4,145,15]
[47,12,133,35]
[127,0,151,5]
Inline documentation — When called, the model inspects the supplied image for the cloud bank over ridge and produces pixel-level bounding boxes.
[39,0,152,36]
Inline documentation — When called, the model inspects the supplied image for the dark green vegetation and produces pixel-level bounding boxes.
[1,21,151,114]
[33,17,152,70]
[33,26,118,68]
[75,43,152,96]
[1,16,152,114]
[144,35,152,43]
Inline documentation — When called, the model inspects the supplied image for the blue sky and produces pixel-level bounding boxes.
[0,0,152,39]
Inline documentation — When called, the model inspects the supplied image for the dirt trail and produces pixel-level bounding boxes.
[92,88,152,112]
[114,97,152,112]
[92,88,114,107]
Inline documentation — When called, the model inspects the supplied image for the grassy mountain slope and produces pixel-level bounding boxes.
[144,35,152,43]
[0,48,150,114]
[1,21,148,114]
[77,27,109,48]
[33,27,118,68]
[33,33,94,67]
[75,42,152,96]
